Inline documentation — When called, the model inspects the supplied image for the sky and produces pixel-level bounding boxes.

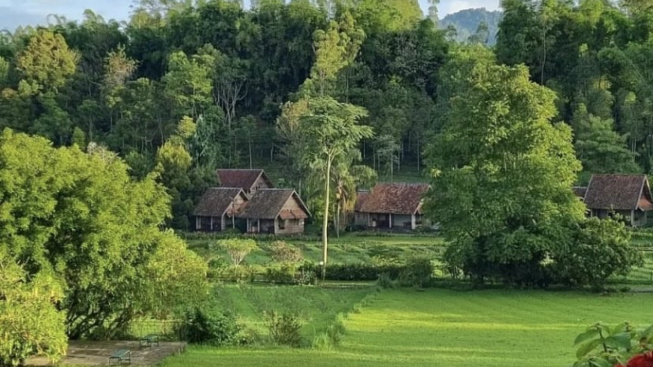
[0,0,501,30]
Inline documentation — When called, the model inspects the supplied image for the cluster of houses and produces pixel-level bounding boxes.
[193,170,653,235]
[194,169,311,235]
[193,169,431,235]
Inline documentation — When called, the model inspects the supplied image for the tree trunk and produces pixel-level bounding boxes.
[541,26,546,85]
[417,140,421,171]
[322,156,332,280]
[249,135,253,169]
[336,199,341,239]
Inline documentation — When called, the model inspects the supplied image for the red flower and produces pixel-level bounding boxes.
[618,353,653,367]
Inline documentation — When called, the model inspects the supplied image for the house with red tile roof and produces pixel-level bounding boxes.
[354,183,430,230]
[579,174,653,227]
[217,169,274,195]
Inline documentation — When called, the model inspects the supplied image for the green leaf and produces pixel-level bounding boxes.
[575,329,600,346]
[588,358,612,367]
[577,339,603,359]
[642,324,653,338]
[605,332,632,350]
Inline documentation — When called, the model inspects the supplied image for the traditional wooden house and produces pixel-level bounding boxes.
[582,174,653,227]
[217,169,274,195]
[237,189,310,235]
[355,183,430,230]
[193,188,249,232]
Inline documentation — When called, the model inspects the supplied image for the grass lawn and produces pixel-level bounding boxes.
[186,233,446,266]
[215,284,371,340]
[160,288,653,367]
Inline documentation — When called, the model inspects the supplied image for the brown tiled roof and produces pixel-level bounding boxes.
[354,191,369,211]
[584,174,652,211]
[358,183,429,215]
[194,188,246,217]
[216,169,273,191]
[238,189,310,220]
[573,186,587,199]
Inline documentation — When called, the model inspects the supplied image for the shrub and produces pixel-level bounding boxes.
[268,241,303,264]
[177,307,240,346]
[217,239,258,266]
[552,218,644,289]
[264,311,302,347]
[0,261,67,367]
[376,273,396,289]
[299,262,406,281]
[399,258,434,287]
[264,264,298,284]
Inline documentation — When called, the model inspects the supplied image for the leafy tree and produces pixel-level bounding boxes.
[294,97,373,277]
[0,252,67,367]
[155,116,214,230]
[573,104,639,175]
[16,30,78,94]
[0,56,8,86]
[142,230,209,319]
[424,48,585,285]
[218,239,258,266]
[163,51,213,121]
[0,129,206,339]
[331,149,377,237]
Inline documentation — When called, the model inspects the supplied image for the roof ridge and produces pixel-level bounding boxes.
[217,168,264,171]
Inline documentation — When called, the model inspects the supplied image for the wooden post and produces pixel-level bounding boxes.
[411,214,416,230]
[389,214,392,228]
[631,210,635,227]
[210,217,213,231]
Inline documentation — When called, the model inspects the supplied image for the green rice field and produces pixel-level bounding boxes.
[160,287,653,367]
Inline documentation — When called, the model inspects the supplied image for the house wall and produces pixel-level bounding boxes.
[196,216,224,232]
[591,209,647,227]
[391,214,414,229]
[275,217,305,235]
[275,196,307,234]
[633,210,647,227]
[354,212,370,226]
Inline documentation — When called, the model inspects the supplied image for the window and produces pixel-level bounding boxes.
[278,218,285,230]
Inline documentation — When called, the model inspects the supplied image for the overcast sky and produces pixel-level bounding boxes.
[0,0,501,30]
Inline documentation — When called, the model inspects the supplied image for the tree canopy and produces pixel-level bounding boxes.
[0,129,207,342]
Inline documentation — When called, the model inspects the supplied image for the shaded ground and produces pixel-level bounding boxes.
[27,340,186,366]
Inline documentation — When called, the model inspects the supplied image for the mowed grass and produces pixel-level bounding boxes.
[161,288,653,367]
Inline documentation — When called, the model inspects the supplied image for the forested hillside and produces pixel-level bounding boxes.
[0,0,649,230]
[439,8,502,44]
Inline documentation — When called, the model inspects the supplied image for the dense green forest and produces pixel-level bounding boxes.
[0,0,650,230]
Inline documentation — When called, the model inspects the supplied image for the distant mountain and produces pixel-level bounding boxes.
[439,8,503,45]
